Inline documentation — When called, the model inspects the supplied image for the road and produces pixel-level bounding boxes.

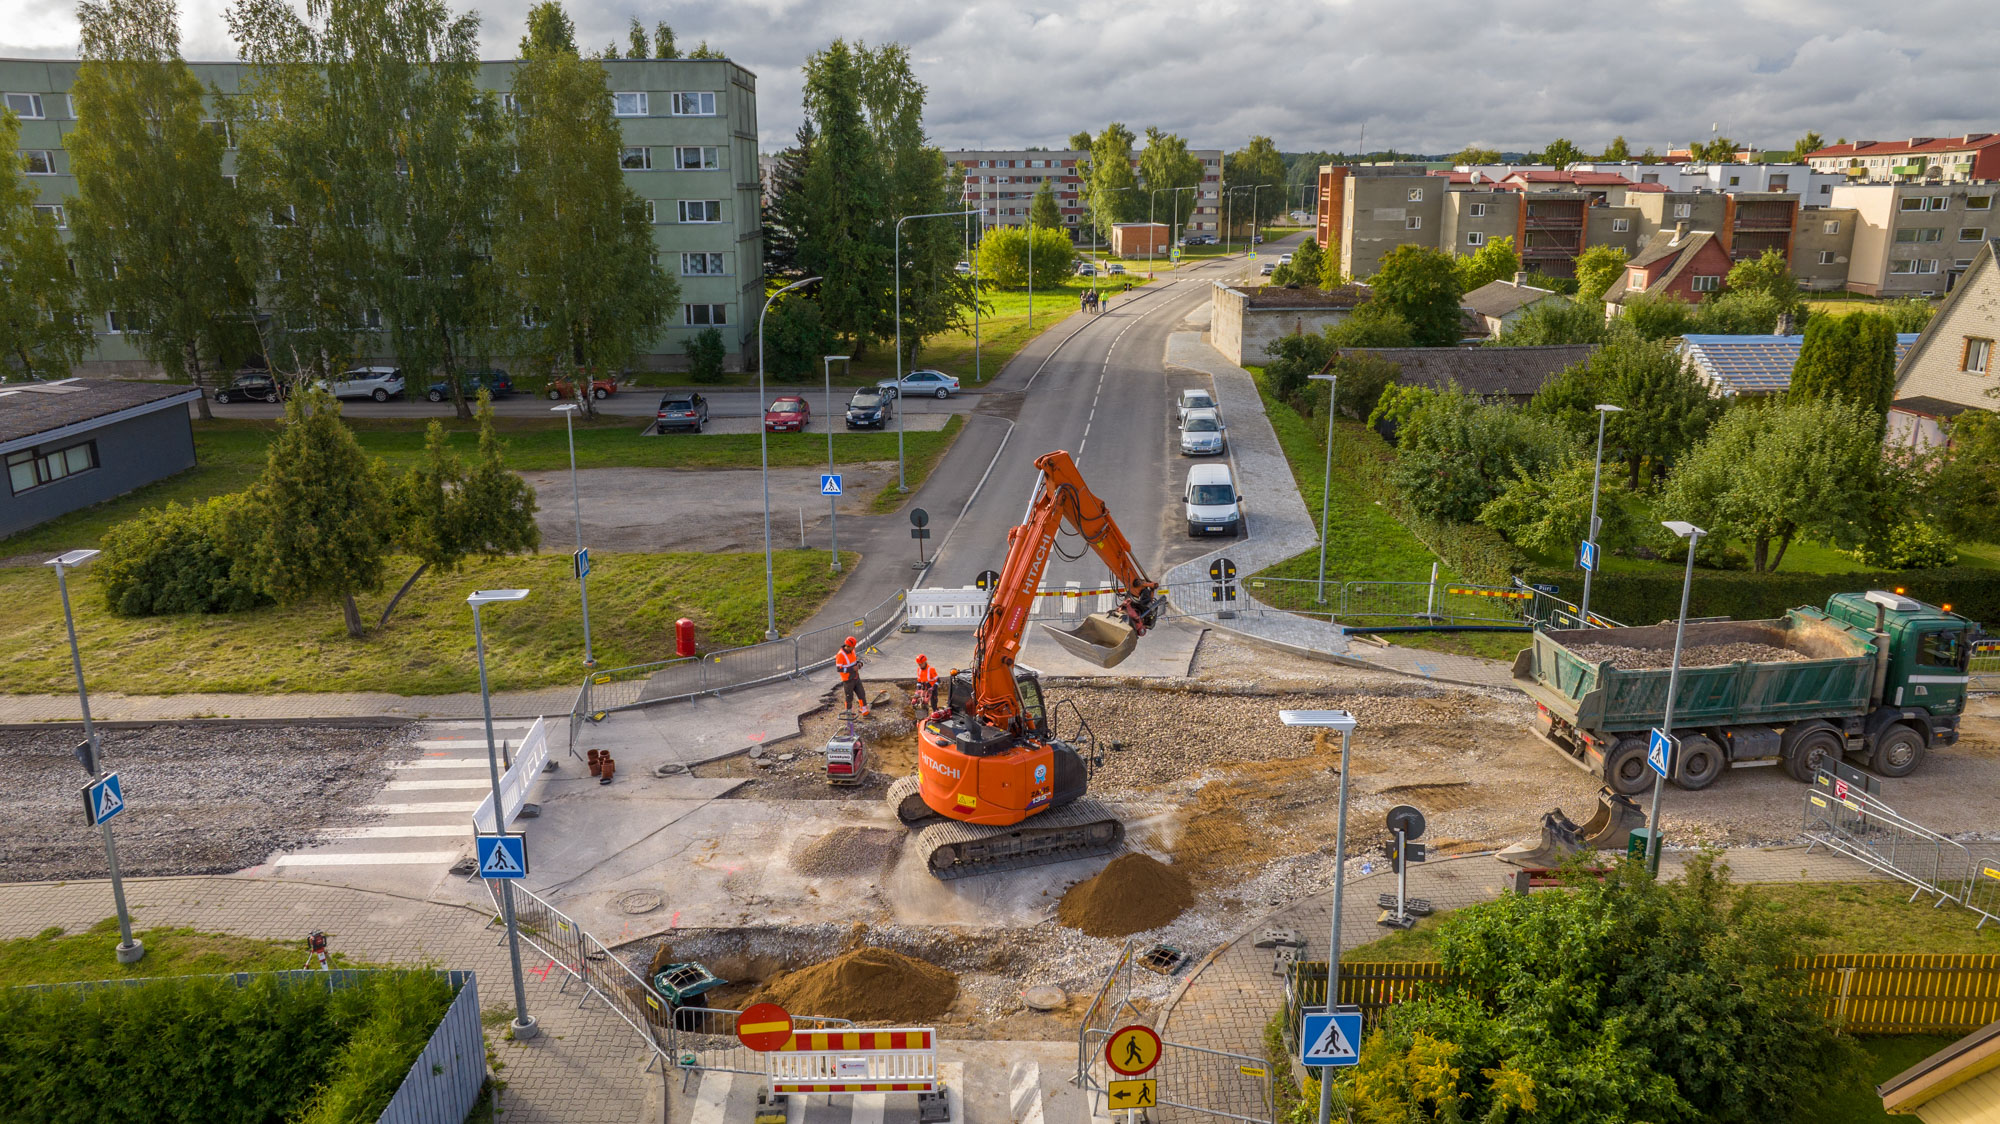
[192,384,974,424]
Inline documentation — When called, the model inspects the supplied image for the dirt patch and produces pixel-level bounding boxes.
[1566,642,1806,669]
[1057,853,1197,937]
[752,947,959,1024]
[791,828,906,877]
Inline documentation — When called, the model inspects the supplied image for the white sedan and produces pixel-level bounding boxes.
[322,366,406,401]
[877,369,961,399]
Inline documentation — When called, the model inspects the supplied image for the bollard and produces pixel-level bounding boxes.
[675,618,696,658]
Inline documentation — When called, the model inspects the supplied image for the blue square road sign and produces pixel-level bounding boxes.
[1300,1007,1363,1067]
[1579,539,1599,572]
[477,833,529,879]
[821,474,843,497]
[1648,728,1675,779]
[83,772,125,826]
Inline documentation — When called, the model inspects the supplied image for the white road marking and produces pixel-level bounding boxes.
[1009,1060,1044,1124]
[384,779,495,791]
[415,737,523,750]
[689,1069,735,1124]
[272,851,461,867]
[361,801,483,814]
[322,824,469,839]
[389,759,492,770]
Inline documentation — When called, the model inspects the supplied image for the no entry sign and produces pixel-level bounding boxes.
[736,1002,794,1051]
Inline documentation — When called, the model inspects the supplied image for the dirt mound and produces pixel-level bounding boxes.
[1057,852,1196,937]
[791,827,905,877]
[752,947,958,1023]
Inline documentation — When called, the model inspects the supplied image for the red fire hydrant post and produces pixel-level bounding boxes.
[675,618,696,658]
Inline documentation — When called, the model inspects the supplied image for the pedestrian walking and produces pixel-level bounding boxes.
[835,636,869,716]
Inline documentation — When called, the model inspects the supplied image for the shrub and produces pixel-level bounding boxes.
[1389,391,1576,524]
[975,225,1073,289]
[1522,565,2000,628]
[760,296,836,379]
[1846,521,1958,570]
[97,493,266,616]
[682,326,727,383]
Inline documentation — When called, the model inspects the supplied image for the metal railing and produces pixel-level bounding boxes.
[570,588,909,754]
[1968,639,2000,692]
[1075,939,1273,1124]
[1168,572,1535,630]
[1514,583,1624,631]
[1803,769,2000,929]
[1075,938,1145,1092]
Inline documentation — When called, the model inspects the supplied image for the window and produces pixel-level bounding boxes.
[611,92,648,117]
[1673,203,1692,218]
[1968,195,1993,211]
[270,204,296,226]
[1728,175,1741,186]
[677,199,722,223]
[684,303,727,325]
[500,92,519,114]
[1901,196,1932,211]
[106,310,139,333]
[1890,259,1919,275]
[6,441,96,495]
[1896,228,1943,243]
[1929,196,1952,211]
[620,146,651,171]
[1919,629,1966,669]
[22,150,55,175]
[670,91,716,116]
[1641,173,1660,184]
[1965,337,1993,374]
[680,252,725,275]
[361,308,383,330]
[1611,218,1630,232]
[1630,268,1647,287]
[1818,250,1837,265]
[642,200,657,223]
[1691,275,1721,292]
[674,146,720,170]
[1405,215,1421,230]
[31,203,63,227]
[3,93,43,119]
[1824,220,1841,234]
[1921,259,1941,274]
[203,119,232,147]
[1406,187,1423,202]
[1770,174,1789,190]
[1468,202,1486,218]
[1465,231,1485,247]
[1960,227,1986,241]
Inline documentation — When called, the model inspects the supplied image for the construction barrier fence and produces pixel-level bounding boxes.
[1803,768,2000,930]
[1970,639,2000,692]
[1076,940,1275,1124]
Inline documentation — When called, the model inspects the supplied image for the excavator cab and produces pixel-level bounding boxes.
[1015,672,1050,740]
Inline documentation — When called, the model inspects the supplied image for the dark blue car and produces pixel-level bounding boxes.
[425,369,513,403]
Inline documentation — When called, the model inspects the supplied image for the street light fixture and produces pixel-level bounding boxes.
[758,275,822,641]
[1649,520,1706,874]
[1578,403,1624,628]
[823,354,850,573]
[1308,372,1339,604]
[894,210,980,494]
[550,404,594,667]
[1279,708,1358,1124]
[468,587,537,1041]
[48,548,142,965]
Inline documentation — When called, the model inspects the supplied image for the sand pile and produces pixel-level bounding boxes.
[1568,642,1805,670]
[753,947,958,1023]
[791,827,905,876]
[1057,852,1196,937]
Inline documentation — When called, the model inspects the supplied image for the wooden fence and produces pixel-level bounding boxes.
[1285,953,2000,1045]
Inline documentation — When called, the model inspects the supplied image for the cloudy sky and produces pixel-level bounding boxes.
[8,0,1999,156]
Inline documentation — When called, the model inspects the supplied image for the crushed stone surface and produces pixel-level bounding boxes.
[1566,642,1807,670]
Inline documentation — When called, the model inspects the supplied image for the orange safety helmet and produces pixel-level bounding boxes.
[844,636,857,647]
[916,654,928,664]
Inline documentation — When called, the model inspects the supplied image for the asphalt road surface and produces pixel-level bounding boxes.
[188,385,975,423]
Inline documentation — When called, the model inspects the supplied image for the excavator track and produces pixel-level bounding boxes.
[912,797,1125,880]
[887,775,937,826]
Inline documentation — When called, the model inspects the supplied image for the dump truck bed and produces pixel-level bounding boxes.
[1511,609,1879,735]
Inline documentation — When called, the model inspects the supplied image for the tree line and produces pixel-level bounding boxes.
[0,0,671,420]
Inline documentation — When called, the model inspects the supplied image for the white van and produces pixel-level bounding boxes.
[1184,463,1243,537]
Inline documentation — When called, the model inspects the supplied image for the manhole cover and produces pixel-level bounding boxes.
[616,890,664,916]
[1022,986,1066,1011]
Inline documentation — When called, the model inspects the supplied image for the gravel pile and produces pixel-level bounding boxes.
[0,724,408,880]
[1567,642,1807,670]
[790,827,905,877]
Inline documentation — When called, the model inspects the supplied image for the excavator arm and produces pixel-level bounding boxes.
[969,450,1165,729]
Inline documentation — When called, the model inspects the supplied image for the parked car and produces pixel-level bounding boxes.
[765,395,810,432]
[1106,263,1127,275]
[845,389,894,429]
[1181,234,1216,246]
[1184,462,1244,538]
[1075,263,1098,277]
[547,371,617,401]
[955,261,972,275]
[1260,262,1276,275]
[1279,253,1294,265]
[324,366,405,401]
[1177,387,1220,426]
[212,372,283,404]
[425,368,513,403]
[877,369,960,399]
[655,392,708,433]
[1179,408,1226,456]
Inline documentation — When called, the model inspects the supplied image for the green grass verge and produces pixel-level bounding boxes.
[0,917,380,985]
[0,548,851,695]
[870,415,965,514]
[1827,1035,1955,1124]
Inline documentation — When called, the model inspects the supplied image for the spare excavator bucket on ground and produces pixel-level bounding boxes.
[1040,613,1138,668]
[1497,787,1646,868]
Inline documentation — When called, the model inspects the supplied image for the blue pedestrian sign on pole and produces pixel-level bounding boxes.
[573,547,590,579]
[1300,1007,1363,1067]
[820,474,843,497]
[476,834,529,879]
[83,772,124,826]
[1648,728,1676,779]
[1579,539,1599,573]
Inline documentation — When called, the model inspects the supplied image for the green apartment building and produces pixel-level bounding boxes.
[1,56,763,374]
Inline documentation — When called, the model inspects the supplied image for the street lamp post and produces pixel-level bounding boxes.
[894,209,980,494]
[1650,521,1706,873]
[823,354,850,573]
[758,275,821,641]
[1578,403,1624,627]
[550,404,594,666]
[1169,185,1196,256]
[468,588,536,1041]
[1280,709,1358,1124]
[49,549,143,965]
[1308,372,1339,604]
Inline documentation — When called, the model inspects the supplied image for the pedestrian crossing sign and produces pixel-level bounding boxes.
[82,772,124,826]
[821,474,843,496]
[477,833,529,879]
[1300,1008,1362,1067]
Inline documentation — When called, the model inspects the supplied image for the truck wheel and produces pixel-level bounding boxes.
[1672,735,1723,791]
[1603,738,1652,796]
[1784,726,1843,783]
[1872,724,1926,778]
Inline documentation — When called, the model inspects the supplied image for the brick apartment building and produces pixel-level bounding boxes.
[950,147,1224,243]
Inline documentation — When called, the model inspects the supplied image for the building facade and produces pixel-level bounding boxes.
[1807,135,2000,184]
[1,55,762,374]
[949,147,1224,243]
[1828,182,1998,296]
[1888,238,2000,448]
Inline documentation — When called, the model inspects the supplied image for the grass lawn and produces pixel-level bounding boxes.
[0,416,959,561]
[0,917,380,985]
[1828,1035,1955,1124]
[0,547,852,695]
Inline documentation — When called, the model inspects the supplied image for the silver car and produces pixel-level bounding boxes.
[1177,387,1219,426]
[1179,408,1225,456]
[324,366,405,401]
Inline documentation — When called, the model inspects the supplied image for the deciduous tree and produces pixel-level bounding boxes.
[1600,135,1631,162]
[0,111,94,379]
[624,17,647,58]
[795,39,888,353]
[1599,335,1723,487]
[1536,137,1586,168]
[1081,123,1142,247]
[1791,131,1826,161]
[974,226,1071,290]
[1496,297,1607,347]
[1574,245,1629,302]
[1724,248,1803,316]
[1138,127,1204,242]
[1455,234,1519,292]
[1029,179,1061,230]
[1452,145,1501,165]
[1368,245,1463,346]
[653,21,677,58]
[1224,135,1286,235]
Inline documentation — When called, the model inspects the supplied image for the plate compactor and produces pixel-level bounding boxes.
[1496,787,1647,868]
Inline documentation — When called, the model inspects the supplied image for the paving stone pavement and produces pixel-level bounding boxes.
[0,875,661,1123]
[0,686,580,723]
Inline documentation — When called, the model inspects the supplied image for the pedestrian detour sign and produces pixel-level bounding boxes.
[1300,1007,1363,1067]
[1108,1079,1157,1110]
[1106,1023,1162,1076]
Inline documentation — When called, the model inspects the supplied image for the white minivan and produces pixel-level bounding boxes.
[1184,463,1243,537]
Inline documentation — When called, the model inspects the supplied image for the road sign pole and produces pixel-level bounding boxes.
[1395,828,1408,919]
[1647,524,1704,874]
[52,553,141,964]
[1579,404,1621,629]
[471,597,537,1041]
[1318,722,1352,1124]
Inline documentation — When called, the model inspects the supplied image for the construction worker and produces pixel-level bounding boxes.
[835,636,868,716]
[914,654,940,711]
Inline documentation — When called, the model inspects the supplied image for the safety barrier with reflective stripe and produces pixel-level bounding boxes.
[472,715,547,833]
[766,1027,937,1093]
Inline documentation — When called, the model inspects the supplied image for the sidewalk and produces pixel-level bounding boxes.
[0,874,661,1123]
[0,685,580,724]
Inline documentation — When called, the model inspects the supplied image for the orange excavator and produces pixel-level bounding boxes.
[887,450,1167,878]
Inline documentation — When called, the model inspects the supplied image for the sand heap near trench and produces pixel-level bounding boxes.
[1057,852,1196,938]
[753,947,958,1023]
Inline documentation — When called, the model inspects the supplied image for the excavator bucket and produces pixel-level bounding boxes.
[1497,788,1647,868]
[1577,788,1646,850]
[1040,613,1138,668]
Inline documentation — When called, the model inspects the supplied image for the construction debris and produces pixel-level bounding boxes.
[1566,642,1806,670]
[790,827,905,877]
[1056,852,1196,938]
[752,947,959,1023]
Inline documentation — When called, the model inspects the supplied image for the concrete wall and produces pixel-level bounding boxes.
[1585,206,1644,257]
[0,406,196,538]
[1208,285,1355,367]
[1833,185,1901,295]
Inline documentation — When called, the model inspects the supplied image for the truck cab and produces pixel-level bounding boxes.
[1821,591,1976,721]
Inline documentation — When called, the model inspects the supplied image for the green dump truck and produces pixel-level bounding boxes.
[1514,591,1976,794]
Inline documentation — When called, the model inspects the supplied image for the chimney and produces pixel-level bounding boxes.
[1512,271,1528,287]
[1671,220,1688,245]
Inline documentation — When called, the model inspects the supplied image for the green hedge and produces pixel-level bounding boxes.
[0,970,454,1124]
[1523,565,2000,628]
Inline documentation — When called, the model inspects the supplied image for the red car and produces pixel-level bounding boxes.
[764,395,810,432]
[546,372,618,401]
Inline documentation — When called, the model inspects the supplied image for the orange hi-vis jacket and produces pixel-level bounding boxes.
[835,649,858,681]
[916,664,939,687]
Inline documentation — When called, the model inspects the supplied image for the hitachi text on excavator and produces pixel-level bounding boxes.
[887,451,1166,878]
